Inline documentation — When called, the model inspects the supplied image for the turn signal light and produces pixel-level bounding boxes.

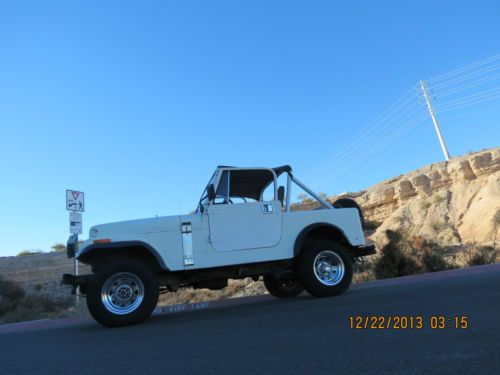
[93,239,111,244]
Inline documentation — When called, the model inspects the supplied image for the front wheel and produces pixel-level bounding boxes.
[297,240,353,297]
[263,275,304,298]
[86,259,159,327]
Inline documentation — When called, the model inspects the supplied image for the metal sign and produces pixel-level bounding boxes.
[69,212,82,234]
[66,190,85,212]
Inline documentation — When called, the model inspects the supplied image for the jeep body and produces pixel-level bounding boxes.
[64,165,375,326]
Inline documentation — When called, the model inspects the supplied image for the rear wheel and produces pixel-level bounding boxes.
[297,240,352,297]
[86,259,159,327]
[263,275,304,298]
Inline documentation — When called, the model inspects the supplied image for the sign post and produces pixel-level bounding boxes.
[66,190,85,307]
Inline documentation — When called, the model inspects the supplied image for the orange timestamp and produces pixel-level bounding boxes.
[348,315,469,330]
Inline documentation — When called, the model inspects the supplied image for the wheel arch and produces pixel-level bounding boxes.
[294,223,352,257]
[78,241,168,272]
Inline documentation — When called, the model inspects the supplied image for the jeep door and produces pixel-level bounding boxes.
[207,169,282,252]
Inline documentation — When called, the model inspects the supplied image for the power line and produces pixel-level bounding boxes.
[312,113,427,188]
[304,89,416,179]
[304,53,500,191]
[438,102,500,122]
[434,74,500,98]
[310,105,425,178]
[309,107,426,185]
[304,88,421,182]
[426,54,500,83]
[306,105,423,182]
[435,92,500,114]
[429,62,500,90]
[435,87,500,110]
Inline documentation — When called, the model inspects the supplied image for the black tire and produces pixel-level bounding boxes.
[263,275,304,298]
[297,240,353,298]
[86,259,159,327]
[332,198,365,229]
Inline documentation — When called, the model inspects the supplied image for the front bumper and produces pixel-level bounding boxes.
[61,273,92,294]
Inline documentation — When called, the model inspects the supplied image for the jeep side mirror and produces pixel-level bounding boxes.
[207,184,216,201]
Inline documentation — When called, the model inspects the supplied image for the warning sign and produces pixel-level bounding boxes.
[69,212,82,234]
[66,190,85,212]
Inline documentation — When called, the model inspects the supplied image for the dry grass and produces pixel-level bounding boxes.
[370,230,455,279]
[0,275,73,324]
[158,278,267,306]
[16,249,43,257]
[451,244,498,267]
[357,230,499,281]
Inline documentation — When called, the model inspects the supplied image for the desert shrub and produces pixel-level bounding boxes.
[0,277,25,309]
[354,258,373,273]
[433,194,446,204]
[353,270,376,283]
[430,221,446,232]
[17,249,43,256]
[157,279,261,306]
[420,200,432,210]
[374,231,423,279]
[412,235,453,271]
[493,210,500,227]
[51,243,66,252]
[1,295,71,324]
[364,221,382,231]
[420,250,451,272]
[373,230,454,279]
[466,245,497,266]
[0,275,72,324]
[297,194,313,203]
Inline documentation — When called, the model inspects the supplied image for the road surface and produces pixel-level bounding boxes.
[1,264,499,374]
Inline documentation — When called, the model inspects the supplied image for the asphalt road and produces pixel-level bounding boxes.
[1,264,499,375]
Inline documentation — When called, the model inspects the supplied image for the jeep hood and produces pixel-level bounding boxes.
[89,215,181,240]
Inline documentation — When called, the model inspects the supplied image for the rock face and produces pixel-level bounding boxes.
[350,148,500,248]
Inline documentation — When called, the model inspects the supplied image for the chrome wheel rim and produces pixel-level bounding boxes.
[101,272,144,315]
[313,251,345,286]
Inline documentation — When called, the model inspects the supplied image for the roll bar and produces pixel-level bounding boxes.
[285,172,333,212]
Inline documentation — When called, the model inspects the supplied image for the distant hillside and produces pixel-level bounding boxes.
[293,148,499,248]
[341,148,499,248]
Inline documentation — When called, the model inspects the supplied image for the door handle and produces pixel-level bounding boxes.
[262,203,274,213]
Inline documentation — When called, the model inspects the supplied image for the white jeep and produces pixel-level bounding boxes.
[63,165,375,327]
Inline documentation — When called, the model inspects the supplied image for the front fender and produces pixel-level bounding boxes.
[77,240,169,271]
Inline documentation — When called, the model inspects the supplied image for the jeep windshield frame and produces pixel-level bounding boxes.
[196,170,219,213]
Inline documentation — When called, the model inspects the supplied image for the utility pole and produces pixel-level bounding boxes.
[420,80,451,161]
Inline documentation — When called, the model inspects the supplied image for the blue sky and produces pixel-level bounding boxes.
[0,1,499,256]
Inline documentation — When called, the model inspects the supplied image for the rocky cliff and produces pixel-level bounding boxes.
[350,148,500,248]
